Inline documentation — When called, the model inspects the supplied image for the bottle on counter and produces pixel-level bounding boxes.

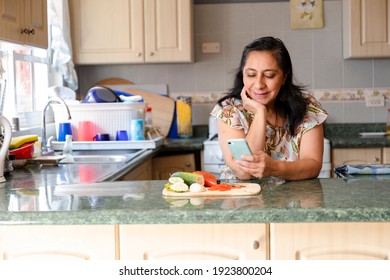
[145,106,153,127]
[63,134,73,156]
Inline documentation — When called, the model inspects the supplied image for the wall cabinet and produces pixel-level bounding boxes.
[69,0,193,64]
[0,225,116,260]
[152,153,195,180]
[0,0,48,48]
[270,222,390,260]
[119,224,267,260]
[343,0,390,58]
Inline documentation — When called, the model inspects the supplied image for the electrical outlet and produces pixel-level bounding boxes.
[202,42,220,53]
[365,94,385,107]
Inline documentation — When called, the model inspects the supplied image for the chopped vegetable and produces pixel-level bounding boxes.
[168,177,184,184]
[193,171,217,187]
[189,183,206,193]
[208,183,240,192]
[170,172,205,186]
[169,182,189,192]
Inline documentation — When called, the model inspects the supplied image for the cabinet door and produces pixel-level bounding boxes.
[0,0,47,48]
[343,0,390,58]
[0,225,117,260]
[0,0,24,44]
[120,158,152,180]
[332,148,382,166]
[23,0,48,48]
[119,224,267,260]
[69,0,144,64]
[381,147,390,164]
[142,0,193,63]
[270,222,390,260]
[152,153,195,180]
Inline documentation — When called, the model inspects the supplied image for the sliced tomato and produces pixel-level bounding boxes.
[208,183,236,191]
[193,171,218,187]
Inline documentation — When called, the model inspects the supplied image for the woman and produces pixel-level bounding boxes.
[210,37,328,180]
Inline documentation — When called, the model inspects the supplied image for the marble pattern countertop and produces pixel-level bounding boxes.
[1,175,390,225]
[1,132,390,226]
[325,123,390,148]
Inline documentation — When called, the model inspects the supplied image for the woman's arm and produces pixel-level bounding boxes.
[217,119,252,179]
[237,124,325,180]
[217,106,267,179]
[240,88,267,153]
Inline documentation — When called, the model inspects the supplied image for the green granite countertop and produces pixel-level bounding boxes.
[1,176,389,225]
[325,123,390,148]
[1,131,389,226]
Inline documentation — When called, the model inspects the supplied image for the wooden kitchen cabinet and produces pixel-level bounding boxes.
[152,153,195,180]
[332,147,381,166]
[343,0,390,58]
[0,0,48,48]
[381,147,390,164]
[0,225,117,260]
[69,0,193,64]
[270,222,390,260]
[119,223,268,260]
[120,158,153,180]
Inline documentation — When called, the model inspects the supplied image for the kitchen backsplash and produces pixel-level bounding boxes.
[172,88,390,125]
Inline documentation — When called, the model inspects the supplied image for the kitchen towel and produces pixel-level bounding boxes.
[334,164,390,175]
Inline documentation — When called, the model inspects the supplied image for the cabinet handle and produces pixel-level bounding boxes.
[374,157,380,162]
[135,52,142,57]
[185,162,191,167]
[252,240,260,250]
[148,52,154,56]
[20,28,35,35]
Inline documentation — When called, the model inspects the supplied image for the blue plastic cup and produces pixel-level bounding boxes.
[93,133,110,141]
[116,130,129,141]
[58,122,72,141]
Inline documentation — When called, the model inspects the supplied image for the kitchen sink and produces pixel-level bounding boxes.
[58,149,146,164]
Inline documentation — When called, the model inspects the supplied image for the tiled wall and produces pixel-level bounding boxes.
[75,0,390,125]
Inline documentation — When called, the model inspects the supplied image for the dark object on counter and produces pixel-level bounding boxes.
[83,86,120,103]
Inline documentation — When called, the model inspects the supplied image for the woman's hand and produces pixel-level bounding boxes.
[240,87,266,115]
[236,151,274,178]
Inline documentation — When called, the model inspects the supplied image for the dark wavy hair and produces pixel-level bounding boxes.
[218,36,308,136]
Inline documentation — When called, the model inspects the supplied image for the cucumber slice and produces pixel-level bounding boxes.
[168,177,184,184]
[169,182,189,192]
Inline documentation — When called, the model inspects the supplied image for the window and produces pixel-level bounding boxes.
[0,41,50,128]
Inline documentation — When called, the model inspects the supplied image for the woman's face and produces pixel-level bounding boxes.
[242,51,286,107]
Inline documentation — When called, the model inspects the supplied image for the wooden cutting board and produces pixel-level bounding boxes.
[162,183,261,197]
[121,88,175,137]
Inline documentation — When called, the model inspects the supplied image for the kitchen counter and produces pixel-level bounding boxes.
[325,123,390,148]
[1,176,390,225]
[2,131,390,226]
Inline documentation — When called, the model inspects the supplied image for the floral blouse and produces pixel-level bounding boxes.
[210,94,328,179]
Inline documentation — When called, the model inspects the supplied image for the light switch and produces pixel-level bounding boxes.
[202,42,220,53]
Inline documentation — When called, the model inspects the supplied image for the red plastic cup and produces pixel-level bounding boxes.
[77,121,95,141]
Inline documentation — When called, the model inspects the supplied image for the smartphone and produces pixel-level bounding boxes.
[226,138,253,160]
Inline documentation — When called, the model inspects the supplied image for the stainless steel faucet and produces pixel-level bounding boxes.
[41,96,71,155]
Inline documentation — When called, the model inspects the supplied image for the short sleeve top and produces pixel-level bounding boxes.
[210,94,328,179]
